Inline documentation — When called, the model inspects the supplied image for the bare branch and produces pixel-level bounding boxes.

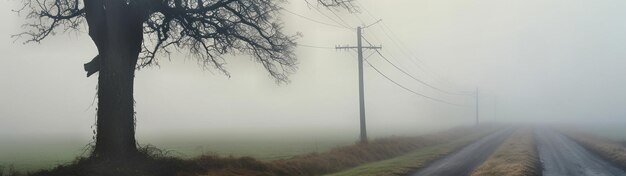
[317,0,354,8]
[14,0,84,43]
[17,0,304,82]
[140,0,298,82]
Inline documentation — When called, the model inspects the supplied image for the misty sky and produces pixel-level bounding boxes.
[2,0,626,151]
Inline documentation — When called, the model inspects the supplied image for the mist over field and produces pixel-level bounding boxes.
[2,0,626,172]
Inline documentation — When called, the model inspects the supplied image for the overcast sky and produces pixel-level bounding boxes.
[2,0,626,151]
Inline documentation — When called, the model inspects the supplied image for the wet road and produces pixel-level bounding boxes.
[535,128,626,176]
[411,128,514,176]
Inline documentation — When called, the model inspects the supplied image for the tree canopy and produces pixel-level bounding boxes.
[17,0,306,82]
[16,0,354,82]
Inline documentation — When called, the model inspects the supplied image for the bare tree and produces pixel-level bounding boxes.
[16,0,353,160]
[317,0,355,10]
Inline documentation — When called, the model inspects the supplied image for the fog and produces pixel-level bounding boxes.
[2,0,626,170]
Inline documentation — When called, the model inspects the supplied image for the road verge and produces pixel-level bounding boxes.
[470,127,540,176]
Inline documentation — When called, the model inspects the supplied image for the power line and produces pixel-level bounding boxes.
[364,59,467,107]
[352,11,368,26]
[356,1,418,64]
[297,43,335,49]
[327,8,353,28]
[303,0,354,29]
[379,21,464,90]
[306,0,354,29]
[282,8,351,30]
[355,1,376,21]
[346,5,472,102]
[364,50,377,60]
[354,1,467,91]
[362,37,471,96]
[375,21,440,81]
[375,50,470,96]
[353,2,446,83]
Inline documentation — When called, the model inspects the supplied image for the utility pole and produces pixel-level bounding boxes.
[493,95,497,121]
[475,88,479,126]
[336,26,381,144]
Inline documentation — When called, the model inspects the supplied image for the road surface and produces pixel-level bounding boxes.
[535,128,626,176]
[411,128,514,176]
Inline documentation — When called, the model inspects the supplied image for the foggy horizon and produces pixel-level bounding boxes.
[2,0,626,173]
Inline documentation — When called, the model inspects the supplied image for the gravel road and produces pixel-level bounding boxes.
[410,128,514,176]
[535,128,626,176]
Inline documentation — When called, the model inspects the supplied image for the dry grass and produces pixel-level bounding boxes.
[0,165,20,176]
[222,125,500,176]
[562,130,626,169]
[470,128,540,176]
[25,125,501,176]
[324,128,496,176]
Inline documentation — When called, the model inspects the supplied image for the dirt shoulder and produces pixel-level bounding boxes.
[470,127,540,176]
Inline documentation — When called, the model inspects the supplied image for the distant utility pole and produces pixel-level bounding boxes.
[475,88,480,126]
[493,95,498,121]
[336,25,382,144]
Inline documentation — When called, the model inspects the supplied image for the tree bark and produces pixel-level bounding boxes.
[87,0,145,160]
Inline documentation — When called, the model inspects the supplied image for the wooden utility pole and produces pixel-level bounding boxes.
[336,26,381,144]
[493,95,497,121]
[475,88,480,126]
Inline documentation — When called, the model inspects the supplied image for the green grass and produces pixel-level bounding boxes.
[0,140,89,172]
[0,136,354,172]
[152,137,354,160]
[325,130,493,176]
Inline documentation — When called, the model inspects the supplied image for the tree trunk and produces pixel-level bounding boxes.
[89,1,144,160]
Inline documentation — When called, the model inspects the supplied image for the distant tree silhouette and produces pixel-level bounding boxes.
[16,0,352,160]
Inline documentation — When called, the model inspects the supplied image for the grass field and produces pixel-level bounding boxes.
[470,127,540,176]
[1,127,454,172]
[565,123,626,141]
[0,138,89,172]
[0,135,354,172]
